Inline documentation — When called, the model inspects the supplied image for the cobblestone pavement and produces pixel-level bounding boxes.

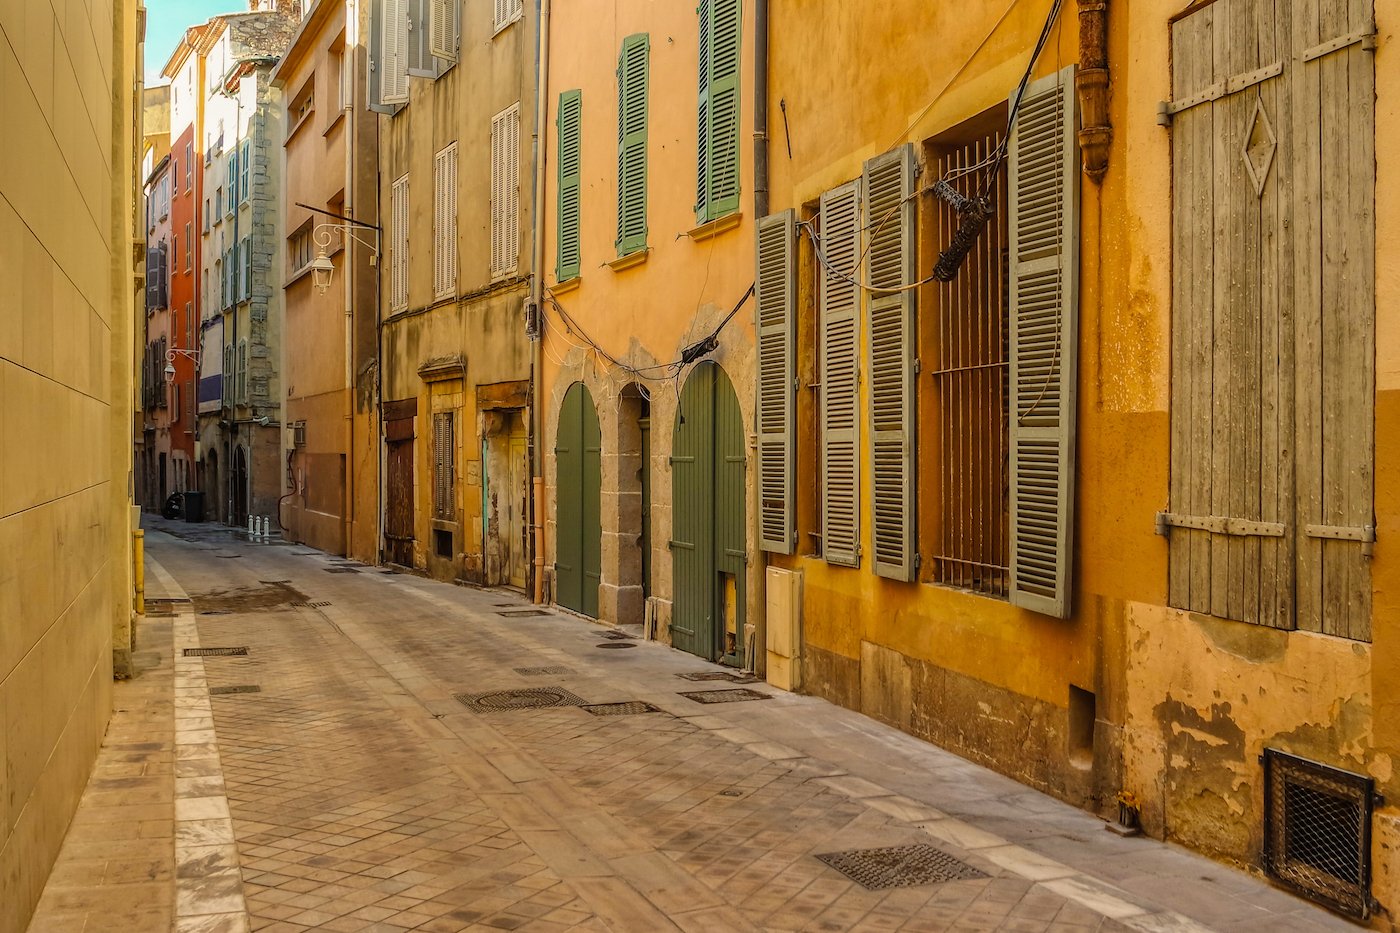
[30,522,1363,932]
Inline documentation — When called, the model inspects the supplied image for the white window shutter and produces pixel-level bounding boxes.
[1008,64,1079,618]
[434,143,457,299]
[381,0,410,104]
[391,175,409,309]
[862,144,917,582]
[819,180,861,568]
[756,209,796,554]
[407,0,433,77]
[430,0,458,62]
[491,105,519,278]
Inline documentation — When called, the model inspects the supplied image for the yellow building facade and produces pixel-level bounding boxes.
[758,0,1398,919]
[0,0,141,928]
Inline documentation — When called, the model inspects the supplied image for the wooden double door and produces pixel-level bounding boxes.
[556,383,602,617]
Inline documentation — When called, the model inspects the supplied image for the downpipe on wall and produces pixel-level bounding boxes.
[749,0,769,674]
[529,0,552,604]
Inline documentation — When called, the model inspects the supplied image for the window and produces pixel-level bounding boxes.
[756,210,796,554]
[186,143,193,190]
[236,339,248,403]
[215,187,223,222]
[432,411,455,518]
[556,90,582,281]
[434,143,458,299]
[289,224,314,275]
[240,140,252,203]
[493,0,521,33]
[185,224,192,271]
[390,174,409,310]
[616,35,648,256]
[375,0,410,106]
[186,302,193,349]
[226,154,237,216]
[204,198,211,232]
[1166,4,1374,639]
[328,41,344,112]
[290,78,314,131]
[430,0,459,63]
[241,236,252,300]
[695,0,741,223]
[171,233,178,274]
[490,104,520,279]
[222,345,233,407]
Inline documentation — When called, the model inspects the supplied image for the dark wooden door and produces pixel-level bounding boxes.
[385,417,415,566]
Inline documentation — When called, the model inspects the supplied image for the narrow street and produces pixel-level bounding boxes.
[29,523,1357,933]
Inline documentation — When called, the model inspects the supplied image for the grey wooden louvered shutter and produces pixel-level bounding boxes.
[430,0,458,62]
[616,35,648,256]
[557,90,583,280]
[1008,64,1079,618]
[863,145,917,582]
[756,210,796,554]
[407,0,433,77]
[820,181,861,567]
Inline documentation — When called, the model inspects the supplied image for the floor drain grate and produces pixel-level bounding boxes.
[183,647,249,657]
[678,688,772,704]
[675,671,759,683]
[581,701,661,717]
[209,684,261,696]
[325,568,360,574]
[292,601,331,608]
[595,642,637,650]
[498,609,550,617]
[455,687,587,713]
[815,845,988,890]
[514,666,573,676]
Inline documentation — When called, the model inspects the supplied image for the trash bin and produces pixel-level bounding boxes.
[183,491,205,523]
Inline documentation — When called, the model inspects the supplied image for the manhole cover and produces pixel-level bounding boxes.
[595,642,637,650]
[209,685,261,696]
[514,666,573,676]
[183,647,249,657]
[455,687,587,713]
[581,701,661,716]
[678,688,772,704]
[498,609,549,617]
[719,789,744,797]
[675,671,759,683]
[815,845,987,890]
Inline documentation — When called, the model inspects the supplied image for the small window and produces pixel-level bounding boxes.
[240,141,252,203]
[493,0,523,33]
[290,77,315,133]
[432,411,455,518]
[185,224,192,271]
[185,143,193,190]
[288,223,315,276]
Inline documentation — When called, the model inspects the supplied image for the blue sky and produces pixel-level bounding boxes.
[145,0,249,85]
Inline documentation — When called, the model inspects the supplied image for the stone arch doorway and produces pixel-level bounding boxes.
[670,362,746,664]
[555,382,601,617]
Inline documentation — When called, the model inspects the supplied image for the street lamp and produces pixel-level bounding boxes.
[165,347,199,382]
[310,222,380,295]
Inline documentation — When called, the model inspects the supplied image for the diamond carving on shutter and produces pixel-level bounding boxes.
[381,0,410,104]
[557,90,583,281]
[1008,65,1079,618]
[820,181,861,567]
[616,35,649,256]
[695,0,742,223]
[756,210,796,554]
[430,0,458,62]
[863,145,917,582]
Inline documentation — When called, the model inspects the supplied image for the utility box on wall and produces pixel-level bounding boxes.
[766,567,803,691]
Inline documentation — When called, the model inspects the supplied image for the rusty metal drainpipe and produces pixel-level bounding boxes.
[1077,0,1111,183]
[529,0,552,604]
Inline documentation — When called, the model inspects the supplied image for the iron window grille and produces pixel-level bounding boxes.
[1263,748,1376,920]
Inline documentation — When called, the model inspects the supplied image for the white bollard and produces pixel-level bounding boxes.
[261,516,270,538]
[247,516,255,536]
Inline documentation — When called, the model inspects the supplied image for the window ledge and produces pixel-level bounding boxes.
[550,276,581,295]
[492,12,522,38]
[686,212,742,242]
[607,249,649,273]
[322,109,345,138]
[285,110,315,146]
[284,263,316,290]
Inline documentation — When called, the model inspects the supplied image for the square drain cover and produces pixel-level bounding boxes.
[183,647,249,657]
[816,845,987,890]
[499,609,550,617]
[325,568,359,574]
[678,688,772,704]
[514,666,573,676]
[210,684,261,695]
[581,701,662,717]
[455,687,587,713]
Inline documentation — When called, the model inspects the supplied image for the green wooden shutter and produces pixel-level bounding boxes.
[695,0,741,223]
[556,90,582,281]
[863,144,917,582]
[1008,65,1079,618]
[756,210,796,554]
[616,35,648,256]
[820,180,861,567]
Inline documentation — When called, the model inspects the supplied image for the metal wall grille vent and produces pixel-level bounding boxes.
[678,688,772,704]
[1264,749,1375,919]
[675,671,760,684]
[183,647,249,657]
[816,845,988,890]
[210,684,262,695]
[581,701,662,717]
[455,687,587,713]
[514,666,574,676]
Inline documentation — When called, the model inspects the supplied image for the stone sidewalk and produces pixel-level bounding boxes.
[28,522,1362,932]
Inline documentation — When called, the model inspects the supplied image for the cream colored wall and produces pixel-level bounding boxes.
[0,0,136,929]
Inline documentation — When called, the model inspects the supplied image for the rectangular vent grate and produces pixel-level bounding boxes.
[210,685,261,695]
[183,647,249,657]
[678,688,773,705]
[581,701,662,717]
[514,666,574,676]
[455,687,587,713]
[816,844,988,890]
[1264,748,1374,919]
[675,671,760,684]
[291,601,332,608]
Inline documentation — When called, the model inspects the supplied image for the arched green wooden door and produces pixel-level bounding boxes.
[556,383,601,617]
[671,362,746,663]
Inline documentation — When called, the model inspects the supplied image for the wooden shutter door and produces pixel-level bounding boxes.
[863,145,917,581]
[557,91,582,281]
[820,181,861,567]
[756,210,796,554]
[616,36,649,256]
[1008,65,1079,618]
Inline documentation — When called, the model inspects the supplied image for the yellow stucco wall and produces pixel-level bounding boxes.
[767,0,1399,912]
[0,0,137,929]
